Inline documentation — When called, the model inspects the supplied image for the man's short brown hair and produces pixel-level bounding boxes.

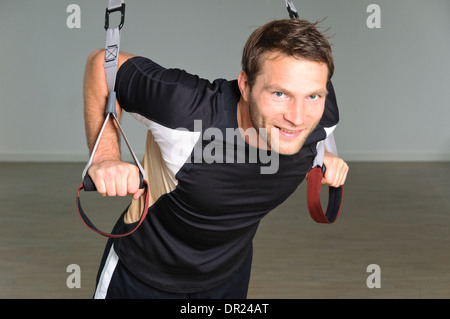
[242,19,334,88]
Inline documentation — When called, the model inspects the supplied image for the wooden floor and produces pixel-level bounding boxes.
[0,162,449,299]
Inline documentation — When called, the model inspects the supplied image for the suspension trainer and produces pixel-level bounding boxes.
[76,0,150,238]
[76,0,343,238]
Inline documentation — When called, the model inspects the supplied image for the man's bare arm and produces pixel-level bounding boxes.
[83,49,144,199]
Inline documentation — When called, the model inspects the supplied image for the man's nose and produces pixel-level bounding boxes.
[283,100,305,126]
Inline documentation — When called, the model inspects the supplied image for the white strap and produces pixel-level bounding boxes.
[324,131,338,157]
[313,131,338,169]
[103,0,125,92]
[104,27,121,93]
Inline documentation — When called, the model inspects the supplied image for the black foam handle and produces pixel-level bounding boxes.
[82,172,144,191]
[83,174,97,191]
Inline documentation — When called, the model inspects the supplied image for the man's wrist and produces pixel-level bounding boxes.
[91,151,121,164]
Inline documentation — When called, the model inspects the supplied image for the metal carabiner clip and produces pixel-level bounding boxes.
[104,3,126,30]
[285,0,299,19]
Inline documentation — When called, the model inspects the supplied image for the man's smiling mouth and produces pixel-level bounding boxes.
[274,126,303,138]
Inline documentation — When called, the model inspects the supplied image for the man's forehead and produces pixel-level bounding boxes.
[258,52,328,93]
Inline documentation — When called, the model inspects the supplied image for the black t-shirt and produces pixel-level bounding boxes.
[112,56,339,292]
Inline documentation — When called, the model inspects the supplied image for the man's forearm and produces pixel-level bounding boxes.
[83,49,123,163]
[81,50,144,199]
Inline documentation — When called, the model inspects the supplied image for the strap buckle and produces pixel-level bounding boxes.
[104,3,126,30]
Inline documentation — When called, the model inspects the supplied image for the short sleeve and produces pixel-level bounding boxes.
[115,56,225,130]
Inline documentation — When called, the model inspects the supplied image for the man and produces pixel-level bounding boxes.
[83,18,348,298]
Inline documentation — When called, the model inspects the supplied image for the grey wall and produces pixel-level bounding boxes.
[0,0,449,162]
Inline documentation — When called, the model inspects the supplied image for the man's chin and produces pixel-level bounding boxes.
[271,126,317,155]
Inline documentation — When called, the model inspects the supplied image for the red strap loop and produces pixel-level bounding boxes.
[307,166,343,224]
[76,179,150,238]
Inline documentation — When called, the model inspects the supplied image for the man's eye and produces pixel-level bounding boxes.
[308,94,319,100]
[274,92,285,98]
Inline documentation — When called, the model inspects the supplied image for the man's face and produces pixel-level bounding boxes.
[247,52,328,155]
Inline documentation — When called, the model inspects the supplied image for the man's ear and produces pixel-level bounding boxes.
[238,70,250,102]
